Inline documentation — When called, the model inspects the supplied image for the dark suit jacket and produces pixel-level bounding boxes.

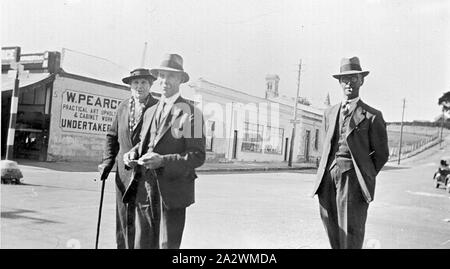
[312,100,389,203]
[101,96,158,197]
[128,96,206,209]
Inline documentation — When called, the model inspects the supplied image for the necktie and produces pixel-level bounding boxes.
[157,102,166,127]
[342,101,350,117]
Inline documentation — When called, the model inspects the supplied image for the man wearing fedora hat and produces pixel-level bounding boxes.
[312,57,389,249]
[98,68,160,249]
[124,54,205,249]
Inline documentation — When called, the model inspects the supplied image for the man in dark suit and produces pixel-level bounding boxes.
[312,57,389,249]
[98,68,159,249]
[124,54,206,249]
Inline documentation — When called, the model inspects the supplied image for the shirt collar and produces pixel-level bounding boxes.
[341,97,360,114]
[342,96,360,105]
[160,92,181,106]
[132,94,151,106]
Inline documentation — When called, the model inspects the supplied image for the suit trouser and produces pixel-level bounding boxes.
[159,203,186,249]
[116,180,161,249]
[317,165,369,249]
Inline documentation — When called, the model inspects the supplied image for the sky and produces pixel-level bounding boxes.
[1,0,449,122]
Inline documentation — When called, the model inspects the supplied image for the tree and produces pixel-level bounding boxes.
[438,91,450,112]
[438,91,450,143]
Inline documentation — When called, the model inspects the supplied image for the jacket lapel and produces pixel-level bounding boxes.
[138,104,158,156]
[326,104,340,142]
[346,100,366,138]
[123,99,133,144]
[153,96,185,148]
[131,96,158,143]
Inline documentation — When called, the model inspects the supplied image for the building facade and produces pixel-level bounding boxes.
[189,77,323,163]
[2,47,323,163]
[1,48,130,161]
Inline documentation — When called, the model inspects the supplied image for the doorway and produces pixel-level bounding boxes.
[1,83,52,161]
[284,137,289,161]
[304,130,311,162]
[232,130,238,159]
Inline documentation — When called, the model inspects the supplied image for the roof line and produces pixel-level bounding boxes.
[195,78,323,115]
[57,69,129,91]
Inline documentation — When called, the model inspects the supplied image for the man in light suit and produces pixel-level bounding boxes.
[99,68,159,249]
[312,57,389,249]
[124,54,205,249]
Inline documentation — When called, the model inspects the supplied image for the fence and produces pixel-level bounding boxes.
[389,135,441,161]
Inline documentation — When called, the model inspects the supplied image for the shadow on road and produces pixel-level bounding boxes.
[16,159,99,172]
[16,182,103,193]
[1,209,62,224]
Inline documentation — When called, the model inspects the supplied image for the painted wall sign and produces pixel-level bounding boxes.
[60,90,121,135]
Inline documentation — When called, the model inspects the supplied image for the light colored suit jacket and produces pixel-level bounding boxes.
[312,100,389,203]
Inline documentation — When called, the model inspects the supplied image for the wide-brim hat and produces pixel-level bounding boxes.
[150,53,189,83]
[332,57,370,79]
[122,68,157,85]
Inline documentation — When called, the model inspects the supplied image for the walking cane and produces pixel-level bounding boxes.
[95,178,106,249]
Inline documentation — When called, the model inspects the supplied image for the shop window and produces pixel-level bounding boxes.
[206,120,215,152]
[20,87,35,104]
[241,122,263,153]
[34,85,46,105]
[264,126,284,154]
[19,85,46,105]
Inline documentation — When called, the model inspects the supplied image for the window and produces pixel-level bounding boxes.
[241,122,263,153]
[20,87,35,104]
[34,85,46,105]
[264,126,284,154]
[206,120,215,152]
[19,85,46,105]
[314,129,319,150]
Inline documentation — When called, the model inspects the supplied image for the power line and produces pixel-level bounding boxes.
[61,47,129,71]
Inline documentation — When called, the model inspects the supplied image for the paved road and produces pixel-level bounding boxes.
[1,145,450,249]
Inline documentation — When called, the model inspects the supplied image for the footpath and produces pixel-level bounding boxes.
[13,158,318,174]
[11,136,450,174]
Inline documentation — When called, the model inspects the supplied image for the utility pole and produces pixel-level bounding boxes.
[440,110,445,148]
[4,47,22,160]
[288,59,302,167]
[397,98,406,165]
[140,42,148,67]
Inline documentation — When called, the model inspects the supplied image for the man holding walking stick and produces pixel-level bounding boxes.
[98,68,158,249]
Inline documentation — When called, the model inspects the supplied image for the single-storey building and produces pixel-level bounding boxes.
[1,47,323,163]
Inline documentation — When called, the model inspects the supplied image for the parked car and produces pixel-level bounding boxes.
[0,160,23,184]
[433,159,450,193]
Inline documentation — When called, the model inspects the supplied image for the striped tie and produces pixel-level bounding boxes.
[157,102,166,127]
[342,101,350,117]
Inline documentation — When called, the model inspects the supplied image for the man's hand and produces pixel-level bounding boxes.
[138,152,164,169]
[98,163,112,181]
[123,151,138,169]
